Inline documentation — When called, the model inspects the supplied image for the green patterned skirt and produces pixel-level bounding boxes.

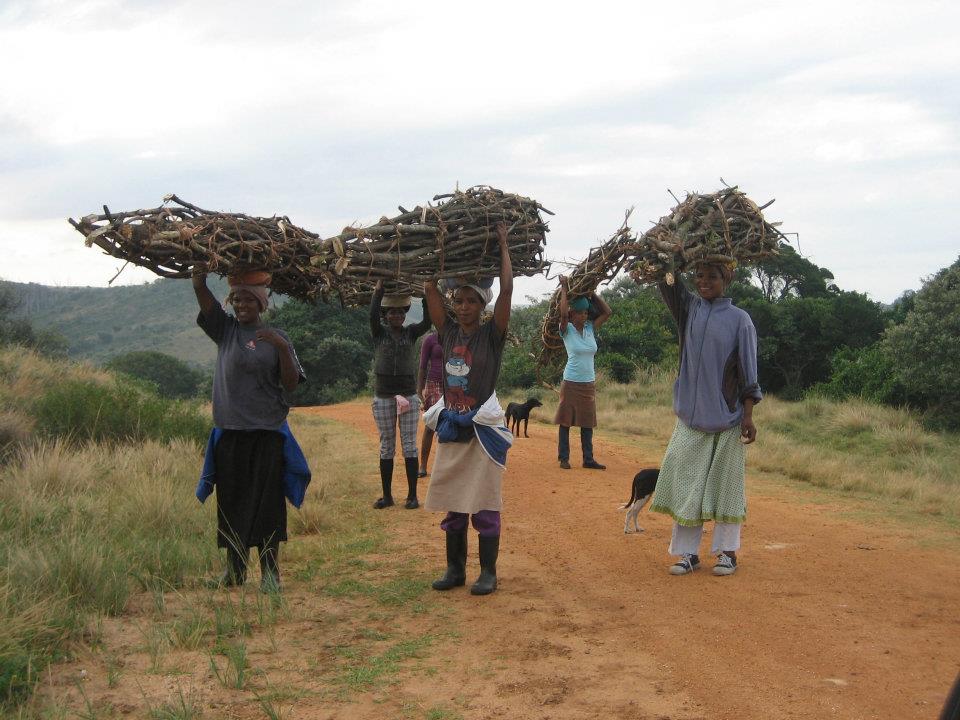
[650,420,746,526]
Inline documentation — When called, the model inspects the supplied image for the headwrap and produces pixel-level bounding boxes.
[441,277,495,307]
[570,296,590,312]
[226,272,271,312]
[695,259,737,286]
[461,284,494,307]
[226,285,269,312]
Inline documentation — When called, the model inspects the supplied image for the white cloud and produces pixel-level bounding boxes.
[0,0,958,303]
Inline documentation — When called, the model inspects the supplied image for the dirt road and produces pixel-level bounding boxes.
[305,401,960,720]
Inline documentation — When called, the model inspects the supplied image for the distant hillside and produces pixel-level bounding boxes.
[2,277,422,368]
[4,277,232,367]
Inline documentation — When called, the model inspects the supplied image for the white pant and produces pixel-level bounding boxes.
[669,521,741,556]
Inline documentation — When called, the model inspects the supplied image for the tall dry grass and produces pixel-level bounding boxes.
[0,438,217,705]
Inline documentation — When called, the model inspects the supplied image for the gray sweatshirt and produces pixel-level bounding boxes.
[660,281,762,433]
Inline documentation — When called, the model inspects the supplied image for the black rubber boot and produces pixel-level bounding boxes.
[210,545,248,588]
[403,457,419,509]
[374,458,394,508]
[470,535,499,596]
[431,529,467,590]
[258,536,281,593]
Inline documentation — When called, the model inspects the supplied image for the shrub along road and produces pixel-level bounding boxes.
[307,400,960,720]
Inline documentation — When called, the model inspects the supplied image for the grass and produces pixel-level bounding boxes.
[2,403,444,716]
[336,634,435,691]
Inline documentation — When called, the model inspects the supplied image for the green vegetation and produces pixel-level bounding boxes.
[0,285,66,358]
[106,350,206,400]
[0,347,208,449]
[0,277,233,368]
[3,406,444,716]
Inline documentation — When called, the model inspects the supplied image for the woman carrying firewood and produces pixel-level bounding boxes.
[640,261,761,577]
[422,222,514,596]
[553,275,613,470]
[192,270,310,593]
[370,281,432,509]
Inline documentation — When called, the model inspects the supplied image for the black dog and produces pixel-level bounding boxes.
[621,468,660,533]
[505,398,543,438]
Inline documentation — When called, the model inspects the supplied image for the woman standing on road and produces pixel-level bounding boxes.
[422,222,513,596]
[553,276,612,470]
[416,331,444,478]
[643,261,761,577]
[193,270,309,593]
[370,281,432,509]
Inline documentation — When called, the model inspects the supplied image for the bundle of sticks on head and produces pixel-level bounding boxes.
[69,186,552,306]
[536,185,787,378]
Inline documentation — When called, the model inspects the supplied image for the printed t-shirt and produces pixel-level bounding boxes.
[440,317,505,414]
[561,320,598,382]
[198,305,304,431]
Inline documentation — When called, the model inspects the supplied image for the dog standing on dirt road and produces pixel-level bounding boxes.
[622,468,660,534]
[505,398,543,438]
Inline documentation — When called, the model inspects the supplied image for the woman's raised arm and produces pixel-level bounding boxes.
[492,222,513,337]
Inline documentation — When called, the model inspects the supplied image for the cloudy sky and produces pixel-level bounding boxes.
[1,0,957,304]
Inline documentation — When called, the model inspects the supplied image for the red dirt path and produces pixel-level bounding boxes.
[304,401,960,720]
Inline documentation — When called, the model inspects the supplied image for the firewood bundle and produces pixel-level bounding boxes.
[69,186,551,306]
[628,185,785,285]
[536,186,786,378]
[537,212,637,374]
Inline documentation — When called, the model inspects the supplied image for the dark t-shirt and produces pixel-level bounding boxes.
[198,305,304,431]
[440,317,506,415]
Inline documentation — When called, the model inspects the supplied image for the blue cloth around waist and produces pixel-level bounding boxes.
[435,408,510,467]
[196,421,311,508]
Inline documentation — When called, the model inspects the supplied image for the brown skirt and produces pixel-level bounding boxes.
[553,380,597,428]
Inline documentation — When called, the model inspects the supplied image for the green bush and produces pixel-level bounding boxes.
[105,350,205,400]
[499,345,538,390]
[812,344,910,406]
[31,376,208,445]
[597,352,636,384]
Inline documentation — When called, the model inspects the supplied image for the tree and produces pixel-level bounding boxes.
[266,299,374,405]
[739,291,886,398]
[883,257,960,429]
[749,242,837,301]
[0,285,67,357]
[105,351,205,399]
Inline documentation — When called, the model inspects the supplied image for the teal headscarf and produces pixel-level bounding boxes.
[570,296,590,312]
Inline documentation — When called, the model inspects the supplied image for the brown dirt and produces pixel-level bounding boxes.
[302,401,960,720]
[37,400,960,719]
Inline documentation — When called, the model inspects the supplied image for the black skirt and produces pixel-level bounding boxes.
[213,429,287,548]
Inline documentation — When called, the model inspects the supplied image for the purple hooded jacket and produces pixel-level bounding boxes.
[660,280,762,433]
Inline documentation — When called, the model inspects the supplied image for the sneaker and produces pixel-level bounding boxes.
[713,553,737,576]
[559,460,571,470]
[669,554,700,575]
[582,460,606,470]
[373,496,394,509]
[404,497,419,510]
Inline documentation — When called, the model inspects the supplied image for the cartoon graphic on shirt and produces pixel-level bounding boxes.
[445,345,475,412]
[244,340,256,350]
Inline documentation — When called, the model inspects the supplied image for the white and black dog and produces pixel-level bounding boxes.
[621,468,659,534]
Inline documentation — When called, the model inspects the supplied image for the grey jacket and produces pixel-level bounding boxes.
[660,281,762,433]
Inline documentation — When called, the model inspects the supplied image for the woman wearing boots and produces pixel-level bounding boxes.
[370,280,432,509]
[554,275,612,470]
[644,261,762,577]
[423,222,513,596]
[193,269,308,593]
